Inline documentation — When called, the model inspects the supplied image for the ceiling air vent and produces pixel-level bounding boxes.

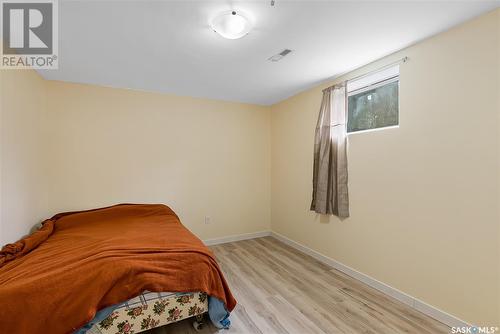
[268,49,293,62]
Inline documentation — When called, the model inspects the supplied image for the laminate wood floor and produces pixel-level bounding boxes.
[145,237,449,334]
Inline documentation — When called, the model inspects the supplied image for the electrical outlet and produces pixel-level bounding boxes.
[204,216,211,224]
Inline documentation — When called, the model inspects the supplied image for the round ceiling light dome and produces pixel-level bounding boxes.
[211,10,252,40]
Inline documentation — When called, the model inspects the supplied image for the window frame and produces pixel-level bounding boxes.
[346,67,400,135]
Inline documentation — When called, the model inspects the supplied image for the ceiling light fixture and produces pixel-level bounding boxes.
[211,10,252,40]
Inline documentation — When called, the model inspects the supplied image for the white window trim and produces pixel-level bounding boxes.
[347,125,399,136]
[346,65,400,134]
[347,65,399,93]
[347,76,399,97]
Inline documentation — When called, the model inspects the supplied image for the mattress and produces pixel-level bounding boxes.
[86,291,208,334]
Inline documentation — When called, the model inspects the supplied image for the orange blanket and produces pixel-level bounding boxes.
[0,204,236,334]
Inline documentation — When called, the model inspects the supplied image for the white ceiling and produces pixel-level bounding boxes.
[39,0,499,105]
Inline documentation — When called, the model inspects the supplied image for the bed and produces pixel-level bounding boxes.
[0,204,236,334]
[85,291,208,334]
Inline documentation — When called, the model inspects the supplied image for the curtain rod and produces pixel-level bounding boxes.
[325,56,408,91]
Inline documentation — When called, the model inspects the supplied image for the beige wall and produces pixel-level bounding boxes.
[0,69,50,245]
[271,9,500,326]
[44,81,271,240]
[0,70,271,243]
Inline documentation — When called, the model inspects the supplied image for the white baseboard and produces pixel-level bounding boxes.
[270,231,470,329]
[203,230,271,246]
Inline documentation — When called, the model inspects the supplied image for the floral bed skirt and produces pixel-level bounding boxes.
[86,291,208,334]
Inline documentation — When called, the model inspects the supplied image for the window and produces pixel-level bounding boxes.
[347,66,399,133]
